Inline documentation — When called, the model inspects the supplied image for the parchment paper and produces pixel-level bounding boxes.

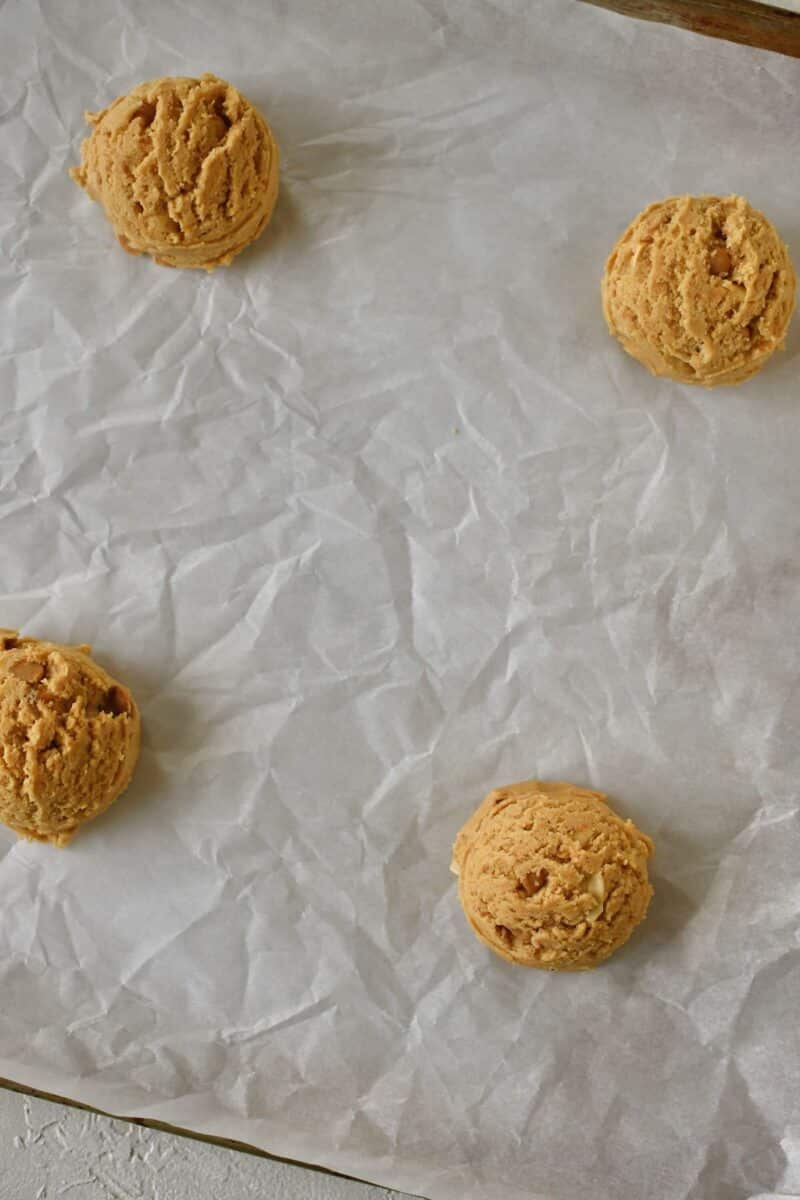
[1,3,799,1198]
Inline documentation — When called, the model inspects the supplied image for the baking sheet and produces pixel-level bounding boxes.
[2,2,800,1198]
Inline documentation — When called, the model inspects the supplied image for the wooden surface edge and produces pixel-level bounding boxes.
[576,0,800,58]
[0,1075,416,1198]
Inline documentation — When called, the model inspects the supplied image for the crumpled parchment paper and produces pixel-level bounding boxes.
[1,3,799,1198]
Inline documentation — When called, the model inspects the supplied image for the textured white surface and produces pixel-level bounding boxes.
[3,3,800,1200]
[0,1086,398,1200]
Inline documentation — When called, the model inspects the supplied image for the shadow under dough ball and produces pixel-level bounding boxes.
[451,780,653,970]
[0,631,140,847]
[70,73,280,270]
[602,194,796,387]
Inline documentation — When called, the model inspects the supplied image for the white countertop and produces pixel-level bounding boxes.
[0,1086,400,1200]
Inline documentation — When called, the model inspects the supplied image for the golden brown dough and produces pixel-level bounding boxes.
[70,74,279,270]
[0,631,140,847]
[602,194,795,387]
[451,780,653,970]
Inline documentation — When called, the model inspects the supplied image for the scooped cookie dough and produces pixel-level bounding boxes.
[602,194,795,387]
[0,631,140,847]
[71,73,279,270]
[451,780,653,971]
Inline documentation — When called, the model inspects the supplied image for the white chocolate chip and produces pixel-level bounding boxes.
[587,871,605,900]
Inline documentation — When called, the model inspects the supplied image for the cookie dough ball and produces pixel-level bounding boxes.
[602,195,795,387]
[451,780,653,970]
[0,632,140,847]
[71,73,279,270]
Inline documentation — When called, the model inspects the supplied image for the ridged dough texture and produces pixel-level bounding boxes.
[602,195,795,387]
[70,74,279,270]
[451,781,653,971]
[0,632,140,847]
